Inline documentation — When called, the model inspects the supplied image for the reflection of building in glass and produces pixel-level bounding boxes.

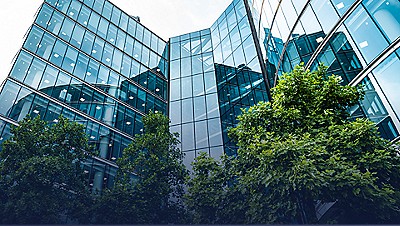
[248,0,400,142]
[0,0,168,192]
[0,0,400,185]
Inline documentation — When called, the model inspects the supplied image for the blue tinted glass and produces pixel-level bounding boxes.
[48,11,64,34]
[68,0,81,20]
[39,33,55,59]
[83,0,94,8]
[170,101,181,125]
[97,18,109,39]
[91,37,104,61]
[124,36,134,55]
[143,29,151,47]
[59,17,75,42]
[345,5,389,63]
[111,7,121,25]
[10,51,33,82]
[195,120,209,149]
[24,26,43,53]
[363,0,400,42]
[121,54,131,77]
[112,49,123,72]
[92,0,104,13]
[119,13,129,31]
[36,4,52,28]
[181,57,191,77]
[39,64,58,90]
[62,46,78,73]
[87,12,100,32]
[206,93,219,118]
[127,18,137,36]
[207,118,223,146]
[85,59,99,83]
[74,53,89,79]
[312,0,339,32]
[116,29,126,50]
[182,122,195,150]
[78,5,90,27]
[97,65,109,85]
[81,31,94,54]
[373,52,400,118]
[102,43,114,66]
[0,81,20,116]
[71,24,85,48]
[331,0,356,16]
[191,55,202,76]
[25,58,46,89]
[102,1,113,20]
[107,24,117,44]
[136,23,144,42]
[50,40,67,66]
[56,0,71,14]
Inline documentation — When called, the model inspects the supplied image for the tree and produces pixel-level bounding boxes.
[185,152,249,224]
[92,111,188,224]
[187,64,400,224]
[229,64,400,223]
[0,115,92,224]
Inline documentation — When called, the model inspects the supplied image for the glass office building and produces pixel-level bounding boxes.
[0,0,168,191]
[0,0,399,179]
[247,0,400,141]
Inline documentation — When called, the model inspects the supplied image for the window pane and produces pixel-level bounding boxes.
[0,81,20,116]
[24,26,43,53]
[25,58,46,89]
[48,11,64,34]
[10,51,33,82]
[71,24,85,48]
[59,17,75,42]
[36,4,52,28]
[345,5,389,62]
[37,32,56,60]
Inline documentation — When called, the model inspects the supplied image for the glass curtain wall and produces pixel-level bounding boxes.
[247,0,400,141]
[169,29,224,169]
[0,0,169,191]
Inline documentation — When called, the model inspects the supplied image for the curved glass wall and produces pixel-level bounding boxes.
[247,0,400,141]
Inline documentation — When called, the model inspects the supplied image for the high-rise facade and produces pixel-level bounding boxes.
[0,0,169,191]
[0,0,399,183]
[170,0,400,165]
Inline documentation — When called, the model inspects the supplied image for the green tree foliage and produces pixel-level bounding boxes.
[0,116,92,224]
[92,111,188,224]
[187,64,400,224]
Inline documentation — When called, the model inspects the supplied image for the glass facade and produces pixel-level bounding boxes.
[0,0,168,191]
[247,0,400,141]
[169,29,224,169]
[1,0,400,179]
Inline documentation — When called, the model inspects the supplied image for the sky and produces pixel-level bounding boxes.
[0,0,232,83]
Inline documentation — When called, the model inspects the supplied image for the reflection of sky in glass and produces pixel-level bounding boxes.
[373,51,400,119]
[345,5,389,63]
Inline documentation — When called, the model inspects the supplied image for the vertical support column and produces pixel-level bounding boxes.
[243,0,272,101]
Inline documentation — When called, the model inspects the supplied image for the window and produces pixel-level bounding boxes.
[59,17,75,42]
[48,11,64,35]
[0,81,20,116]
[24,26,43,53]
[25,58,46,89]
[37,33,56,60]
[70,24,85,48]
[36,4,52,28]
[50,40,67,67]
[62,46,78,74]
[10,51,33,82]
